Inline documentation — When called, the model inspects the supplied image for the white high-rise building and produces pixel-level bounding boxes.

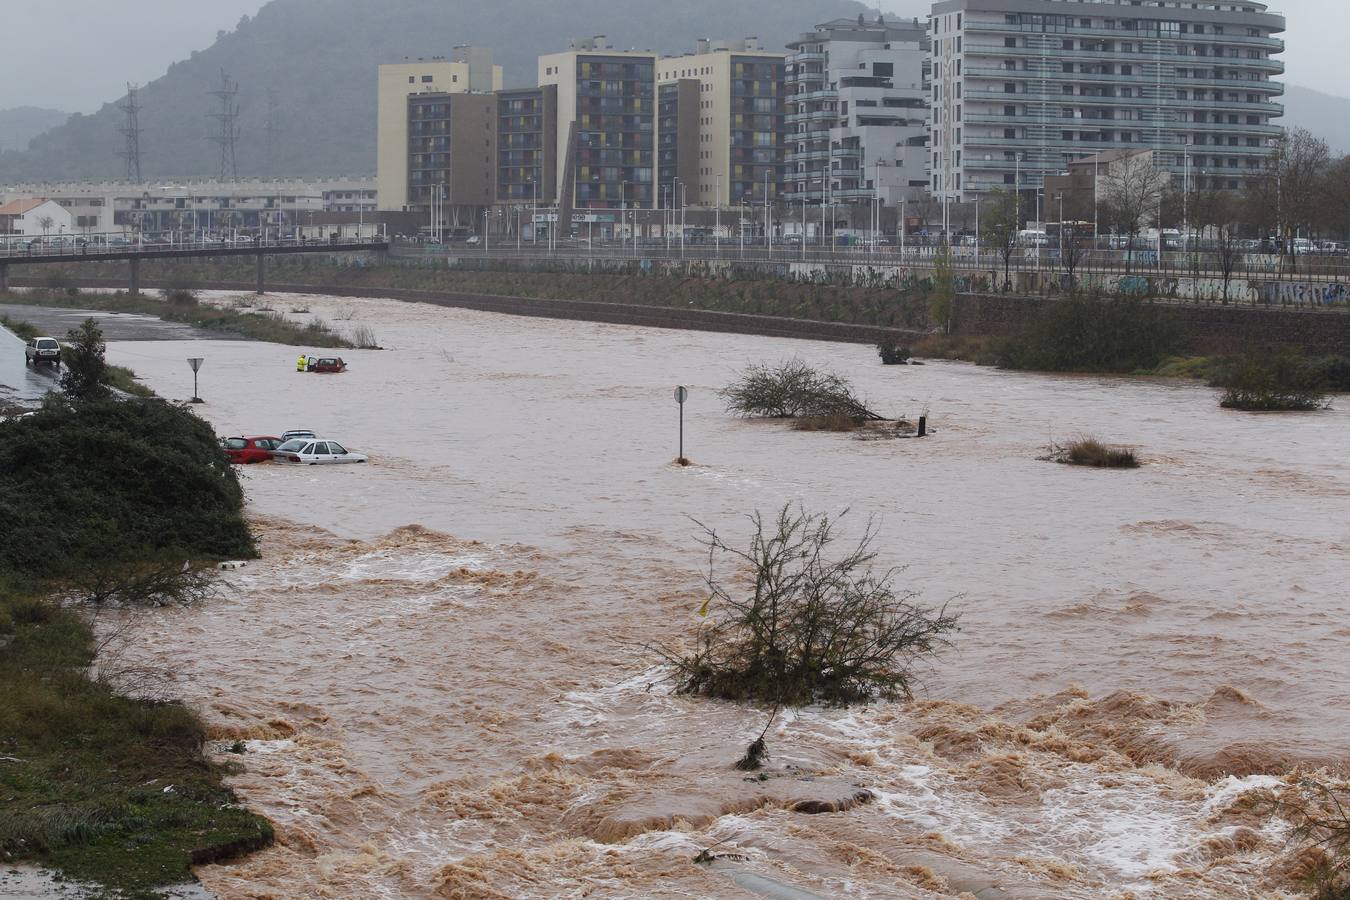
[785,17,931,208]
[929,0,1285,203]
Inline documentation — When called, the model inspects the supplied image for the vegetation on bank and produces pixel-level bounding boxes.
[0,324,269,894]
[0,287,351,348]
[996,293,1186,373]
[1217,354,1331,411]
[1,313,40,341]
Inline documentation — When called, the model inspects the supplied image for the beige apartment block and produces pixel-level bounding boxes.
[377,52,502,211]
[657,38,786,208]
[538,38,658,210]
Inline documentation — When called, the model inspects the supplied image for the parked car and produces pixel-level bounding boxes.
[270,438,368,465]
[281,429,317,442]
[24,337,61,367]
[222,436,282,464]
[310,357,347,373]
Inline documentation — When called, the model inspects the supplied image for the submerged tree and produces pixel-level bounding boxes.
[720,359,881,421]
[658,506,959,712]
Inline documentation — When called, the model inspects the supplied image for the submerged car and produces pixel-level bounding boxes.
[271,438,368,465]
[24,337,61,367]
[222,436,282,464]
[309,357,347,373]
[281,429,317,442]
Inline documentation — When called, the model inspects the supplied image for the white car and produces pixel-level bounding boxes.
[271,438,368,465]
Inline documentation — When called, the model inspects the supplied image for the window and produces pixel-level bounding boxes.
[421,75,433,83]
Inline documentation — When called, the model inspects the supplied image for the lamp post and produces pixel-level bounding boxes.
[714,173,721,258]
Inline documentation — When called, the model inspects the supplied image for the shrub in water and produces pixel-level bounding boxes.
[721,359,879,420]
[877,343,912,365]
[1048,437,1140,469]
[1218,354,1329,411]
[658,506,958,707]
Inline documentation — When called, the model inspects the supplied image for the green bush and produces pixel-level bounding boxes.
[999,294,1185,373]
[721,359,879,421]
[0,397,254,579]
[1218,354,1330,411]
[877,343,912,365]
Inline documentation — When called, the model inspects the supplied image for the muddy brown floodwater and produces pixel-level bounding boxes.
[102,291,1349,898]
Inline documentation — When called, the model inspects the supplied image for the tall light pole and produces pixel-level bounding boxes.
[715,173,721,258]
[763,170,771,252]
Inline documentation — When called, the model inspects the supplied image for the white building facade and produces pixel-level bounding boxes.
[785,17,931,207]
[929,0,1286,203]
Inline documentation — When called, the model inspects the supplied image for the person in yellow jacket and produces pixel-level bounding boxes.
[296,353,307,372]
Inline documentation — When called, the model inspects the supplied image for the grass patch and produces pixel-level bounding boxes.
[0,583,272,896]
[1,313,40,341]
[790,412,863,432]
[911,334,1002,366]
[0,289,352,348]
[1047,437,1140,469]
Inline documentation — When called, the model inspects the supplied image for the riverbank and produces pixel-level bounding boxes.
[11,255,1350,357]
[94,290,1349,897]
[0,379,273,895]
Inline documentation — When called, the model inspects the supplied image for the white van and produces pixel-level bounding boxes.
[1018,229,1049,247]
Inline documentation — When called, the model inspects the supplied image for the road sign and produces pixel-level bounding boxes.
[674,386,688,462]
[674,385,688,405]
[186,357,204,402]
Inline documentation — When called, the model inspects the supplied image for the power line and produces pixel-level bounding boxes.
[208,69,241,181]
[118,84,143,184]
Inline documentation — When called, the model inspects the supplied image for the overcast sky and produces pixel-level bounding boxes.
[0,0,1342,113]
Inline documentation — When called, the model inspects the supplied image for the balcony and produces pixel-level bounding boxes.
[964,67,1283,93]
[961,21,1285,53]
[964,42,1285,75]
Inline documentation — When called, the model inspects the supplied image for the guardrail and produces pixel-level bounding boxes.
[388,240,1350,284]
[0,234,388,263]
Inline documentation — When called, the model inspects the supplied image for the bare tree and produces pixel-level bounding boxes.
[1268,128,1331,274]
[979,188,1019,291]
[1100,153,1171,273]
[37,215,55,238]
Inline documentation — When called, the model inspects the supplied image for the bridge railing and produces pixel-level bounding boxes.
[0,231,385,260]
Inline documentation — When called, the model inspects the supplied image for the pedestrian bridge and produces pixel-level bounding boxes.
[0,235,389,294]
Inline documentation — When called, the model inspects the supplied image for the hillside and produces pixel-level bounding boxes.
[0,107,70,153]
[1282,84,1350,154]
[0,0,929,183]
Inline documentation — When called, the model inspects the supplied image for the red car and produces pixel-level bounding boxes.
[309,357,347,373]
[223,436,282,464]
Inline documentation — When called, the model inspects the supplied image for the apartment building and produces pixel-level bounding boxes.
[496,86,559,210]
[376,49,503,211]
[929,0,1286,203]
[403,93,498,218]
[656,39,787,209]
[785,17,931,207]
[539,38,658,210]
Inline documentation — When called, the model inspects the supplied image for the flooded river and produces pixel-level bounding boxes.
[101,291,1348,897]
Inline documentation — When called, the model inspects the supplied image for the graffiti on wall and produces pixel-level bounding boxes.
[1259,281,1349,307]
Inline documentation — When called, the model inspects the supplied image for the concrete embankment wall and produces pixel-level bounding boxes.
[12,275,1350,355]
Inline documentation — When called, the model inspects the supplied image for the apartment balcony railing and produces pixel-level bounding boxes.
[963,114,1282,136]
[961,21,1285,53]
[964,43,1284,75]
[960,90,1284,116]
[964,67,1282,92]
